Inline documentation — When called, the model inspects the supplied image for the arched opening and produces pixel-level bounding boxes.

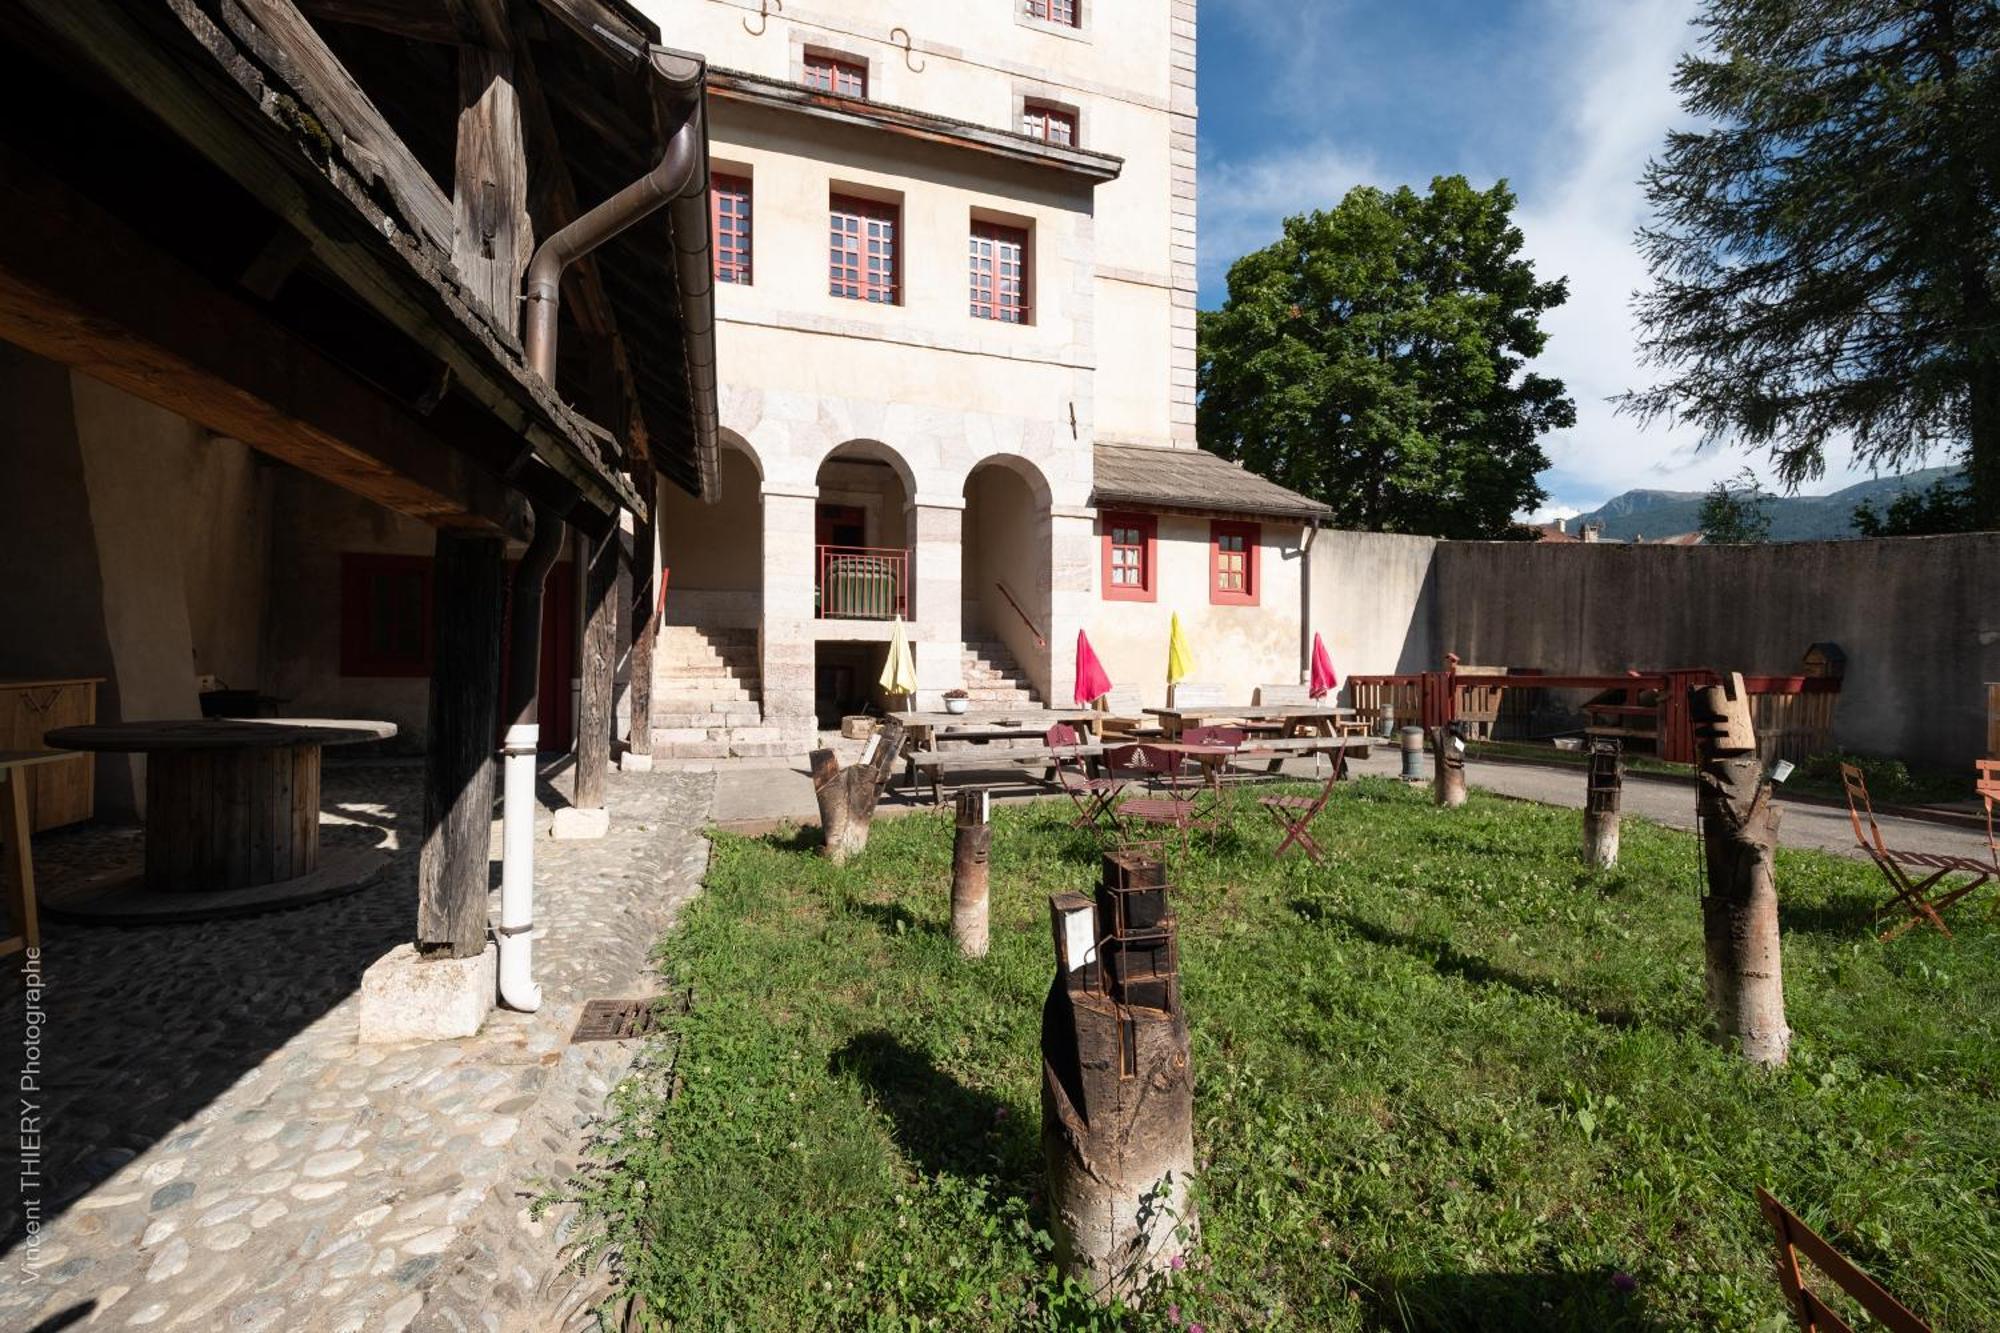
[813,441,912,622]
[961,454,1053,703]
[656,432,763,629]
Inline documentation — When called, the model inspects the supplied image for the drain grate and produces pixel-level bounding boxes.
[571,997,667,1043]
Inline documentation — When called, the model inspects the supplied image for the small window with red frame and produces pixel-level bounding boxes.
[831,194,900,304]
[1102,513,1156,602]
[340,553,433,677]
[969,222,1029,323]
[712,174,752,284]
[1026,0,1079,28]
[1209,521,1259,605]
[803,51,867,97]
[1021,101,1077,146]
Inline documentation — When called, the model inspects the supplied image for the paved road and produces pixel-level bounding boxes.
[714,747,1995,867]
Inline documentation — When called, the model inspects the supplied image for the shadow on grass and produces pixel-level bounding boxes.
[1301,904,1646,1033]
[1364,1267,1667,1331]
[830,1030,1033,1183]
[1779,894,1888,938]
[846,898,944,939]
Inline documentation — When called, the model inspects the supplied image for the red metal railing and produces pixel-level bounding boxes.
[1346,668,1841,764]
[817,545,908,620]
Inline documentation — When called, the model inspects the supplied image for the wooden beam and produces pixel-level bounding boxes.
[228,0,456,253]
[293,0,462,44]
[624,451,657,758]
[573,524,618,810]
[0,144,520,535]
[17,0,641,518]
[452,46,531,340]
[418,531,507,957]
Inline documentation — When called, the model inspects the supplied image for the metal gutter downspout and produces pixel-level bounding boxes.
[498,56,710,1012]
[497,499,565,1013]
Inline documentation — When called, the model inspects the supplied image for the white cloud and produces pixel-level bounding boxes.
[1196,0,1898,511]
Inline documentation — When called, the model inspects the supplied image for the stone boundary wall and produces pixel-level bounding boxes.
[1311,529,2000,769]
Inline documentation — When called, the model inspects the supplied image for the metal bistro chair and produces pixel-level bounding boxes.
[1258,736,1349,864]
[1047,722,1124,840]
[1839,763,1992,940]
[1105,744,1204,849]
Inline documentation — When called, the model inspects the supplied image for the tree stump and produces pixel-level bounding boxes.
[1692,673,1790,1068]
[951,788,991,958]
[809,718,907,865]
[1581,736,1623,868]
[1432,724,1467,808]
[1041,849,1195,1301]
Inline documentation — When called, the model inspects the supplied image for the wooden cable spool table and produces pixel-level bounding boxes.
[45,719,395,894]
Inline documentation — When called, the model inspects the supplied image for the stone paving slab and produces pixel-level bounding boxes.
[0,762,714,1332]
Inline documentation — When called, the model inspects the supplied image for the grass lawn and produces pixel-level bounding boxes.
[567,779,2000,1331]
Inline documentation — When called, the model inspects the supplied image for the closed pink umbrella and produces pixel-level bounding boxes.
[1309,632,1338,699]
[1074,630,1113,706]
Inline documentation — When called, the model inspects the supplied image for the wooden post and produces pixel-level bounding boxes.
[1582,736,1623,868]
[1432,724,1467,808]
[573,525,619,810]
[452,46,530,338]
[809,718,907,864]
[1041,850,1195,1301]
[626,452,658,760]
[418,531,505,958]
[951,788,991,958]
[1692,672,1790,1067]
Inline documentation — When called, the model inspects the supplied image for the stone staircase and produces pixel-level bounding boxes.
[960,638,1040,707]
[649,625,791,759]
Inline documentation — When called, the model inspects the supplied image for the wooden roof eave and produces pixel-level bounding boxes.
[23,0,645,522]
[706,69,1125,183]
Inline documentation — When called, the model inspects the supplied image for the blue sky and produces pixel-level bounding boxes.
[1195,0,1885,517]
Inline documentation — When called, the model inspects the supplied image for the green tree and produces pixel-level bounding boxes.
[1698,468,1775,542]
[1197,176,1574,538]
[1624,0,2000,529]
[1852,472,1979,534]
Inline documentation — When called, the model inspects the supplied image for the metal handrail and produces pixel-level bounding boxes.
[994,581,1045,647]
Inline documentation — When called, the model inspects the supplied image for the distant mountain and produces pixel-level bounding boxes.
[1569,466,1963,541]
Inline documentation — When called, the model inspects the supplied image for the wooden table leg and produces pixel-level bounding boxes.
[1,771,39,954]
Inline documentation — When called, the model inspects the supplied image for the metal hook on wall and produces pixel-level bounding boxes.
[889,26,924,72]
[744,0,780,36]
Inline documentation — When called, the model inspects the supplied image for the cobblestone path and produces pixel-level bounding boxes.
[0,762,713,1332]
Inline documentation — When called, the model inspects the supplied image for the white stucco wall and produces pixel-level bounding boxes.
[1090,515,1308,709]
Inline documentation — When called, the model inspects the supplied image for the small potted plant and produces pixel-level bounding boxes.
[943,687,971,715]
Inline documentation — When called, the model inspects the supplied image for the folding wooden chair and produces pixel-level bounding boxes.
[1105,744,1203,848]
[1978,758,2000,873]
[1839,763,1991,940]
[1258,737,1349,863]
[1755,1187,1932,1332]
[1047,722,1123,838]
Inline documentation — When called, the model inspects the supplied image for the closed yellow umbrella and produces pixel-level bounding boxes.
[1166,611,1195,687]
[879,616,917,701]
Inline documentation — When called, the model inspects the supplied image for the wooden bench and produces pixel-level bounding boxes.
[908,743,1109,806]
[1167,682,1229,709]
[1094,687,1162,740]
[1231,734,1370,777]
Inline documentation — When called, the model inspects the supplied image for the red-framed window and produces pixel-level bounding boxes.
[1101,512,1156,602]
[830,194,900,304]
[1026,0,1079,27]
[1209,520,1260,606]
[1021,101,1077,146]
[339,553,433,677]
[712,174,752,284]
[803,51,867,97]
[969,222,1029,323]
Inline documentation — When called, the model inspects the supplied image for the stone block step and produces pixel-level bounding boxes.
[651,710,763,729]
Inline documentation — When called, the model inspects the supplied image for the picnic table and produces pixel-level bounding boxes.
[1144,704,1356,740]
[891,708,1103,746]
[45,718,395,894]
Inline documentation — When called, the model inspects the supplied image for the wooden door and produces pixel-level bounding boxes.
[816,504,867,548]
